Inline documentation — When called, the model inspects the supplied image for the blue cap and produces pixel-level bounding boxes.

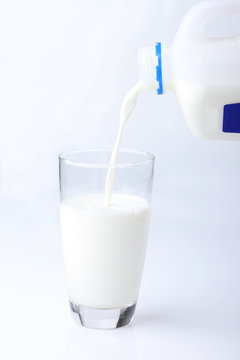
[155,42,163,95]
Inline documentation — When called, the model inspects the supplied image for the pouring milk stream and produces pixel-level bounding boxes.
[104,83,143,206]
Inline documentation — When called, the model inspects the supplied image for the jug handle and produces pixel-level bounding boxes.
[174,0,240,45]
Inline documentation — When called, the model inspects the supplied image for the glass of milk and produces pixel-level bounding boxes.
[59,149,154,329]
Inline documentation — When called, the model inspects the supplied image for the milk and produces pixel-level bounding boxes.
[104,82,143,206]
[60,193,150,309]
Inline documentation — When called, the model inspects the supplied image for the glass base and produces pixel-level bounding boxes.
[69,301,136,329]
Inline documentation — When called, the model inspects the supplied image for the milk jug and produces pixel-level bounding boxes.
[139,0,240,140]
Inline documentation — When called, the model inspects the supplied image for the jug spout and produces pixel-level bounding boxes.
[138,43,173,94]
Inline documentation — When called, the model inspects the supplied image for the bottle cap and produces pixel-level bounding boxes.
[155,42,163,95]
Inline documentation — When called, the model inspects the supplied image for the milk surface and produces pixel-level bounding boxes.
[60,193,150,309]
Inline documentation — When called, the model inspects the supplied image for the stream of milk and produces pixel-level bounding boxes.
[104,82,143,206]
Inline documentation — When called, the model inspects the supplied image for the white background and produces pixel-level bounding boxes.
[0,0,240,359]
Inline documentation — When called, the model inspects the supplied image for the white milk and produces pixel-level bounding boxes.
[60,193,150,309]
[104,82,143,206]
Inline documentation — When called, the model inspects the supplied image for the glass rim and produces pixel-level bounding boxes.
[59,148,155,168]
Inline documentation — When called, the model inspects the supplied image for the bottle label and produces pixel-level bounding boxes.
[223,103,240,133]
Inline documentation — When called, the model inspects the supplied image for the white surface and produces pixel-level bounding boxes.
[0,0,240,359]
[1,196,240,359]
[61,194,150,308]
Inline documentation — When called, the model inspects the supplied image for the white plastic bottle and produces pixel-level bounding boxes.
[139,0,240,140]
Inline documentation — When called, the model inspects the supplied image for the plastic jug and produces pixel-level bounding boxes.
[139,0,240,140]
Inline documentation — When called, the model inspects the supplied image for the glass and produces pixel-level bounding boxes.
[59,149,154,329]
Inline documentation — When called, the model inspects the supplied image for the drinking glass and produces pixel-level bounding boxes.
[59,149,154,329]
